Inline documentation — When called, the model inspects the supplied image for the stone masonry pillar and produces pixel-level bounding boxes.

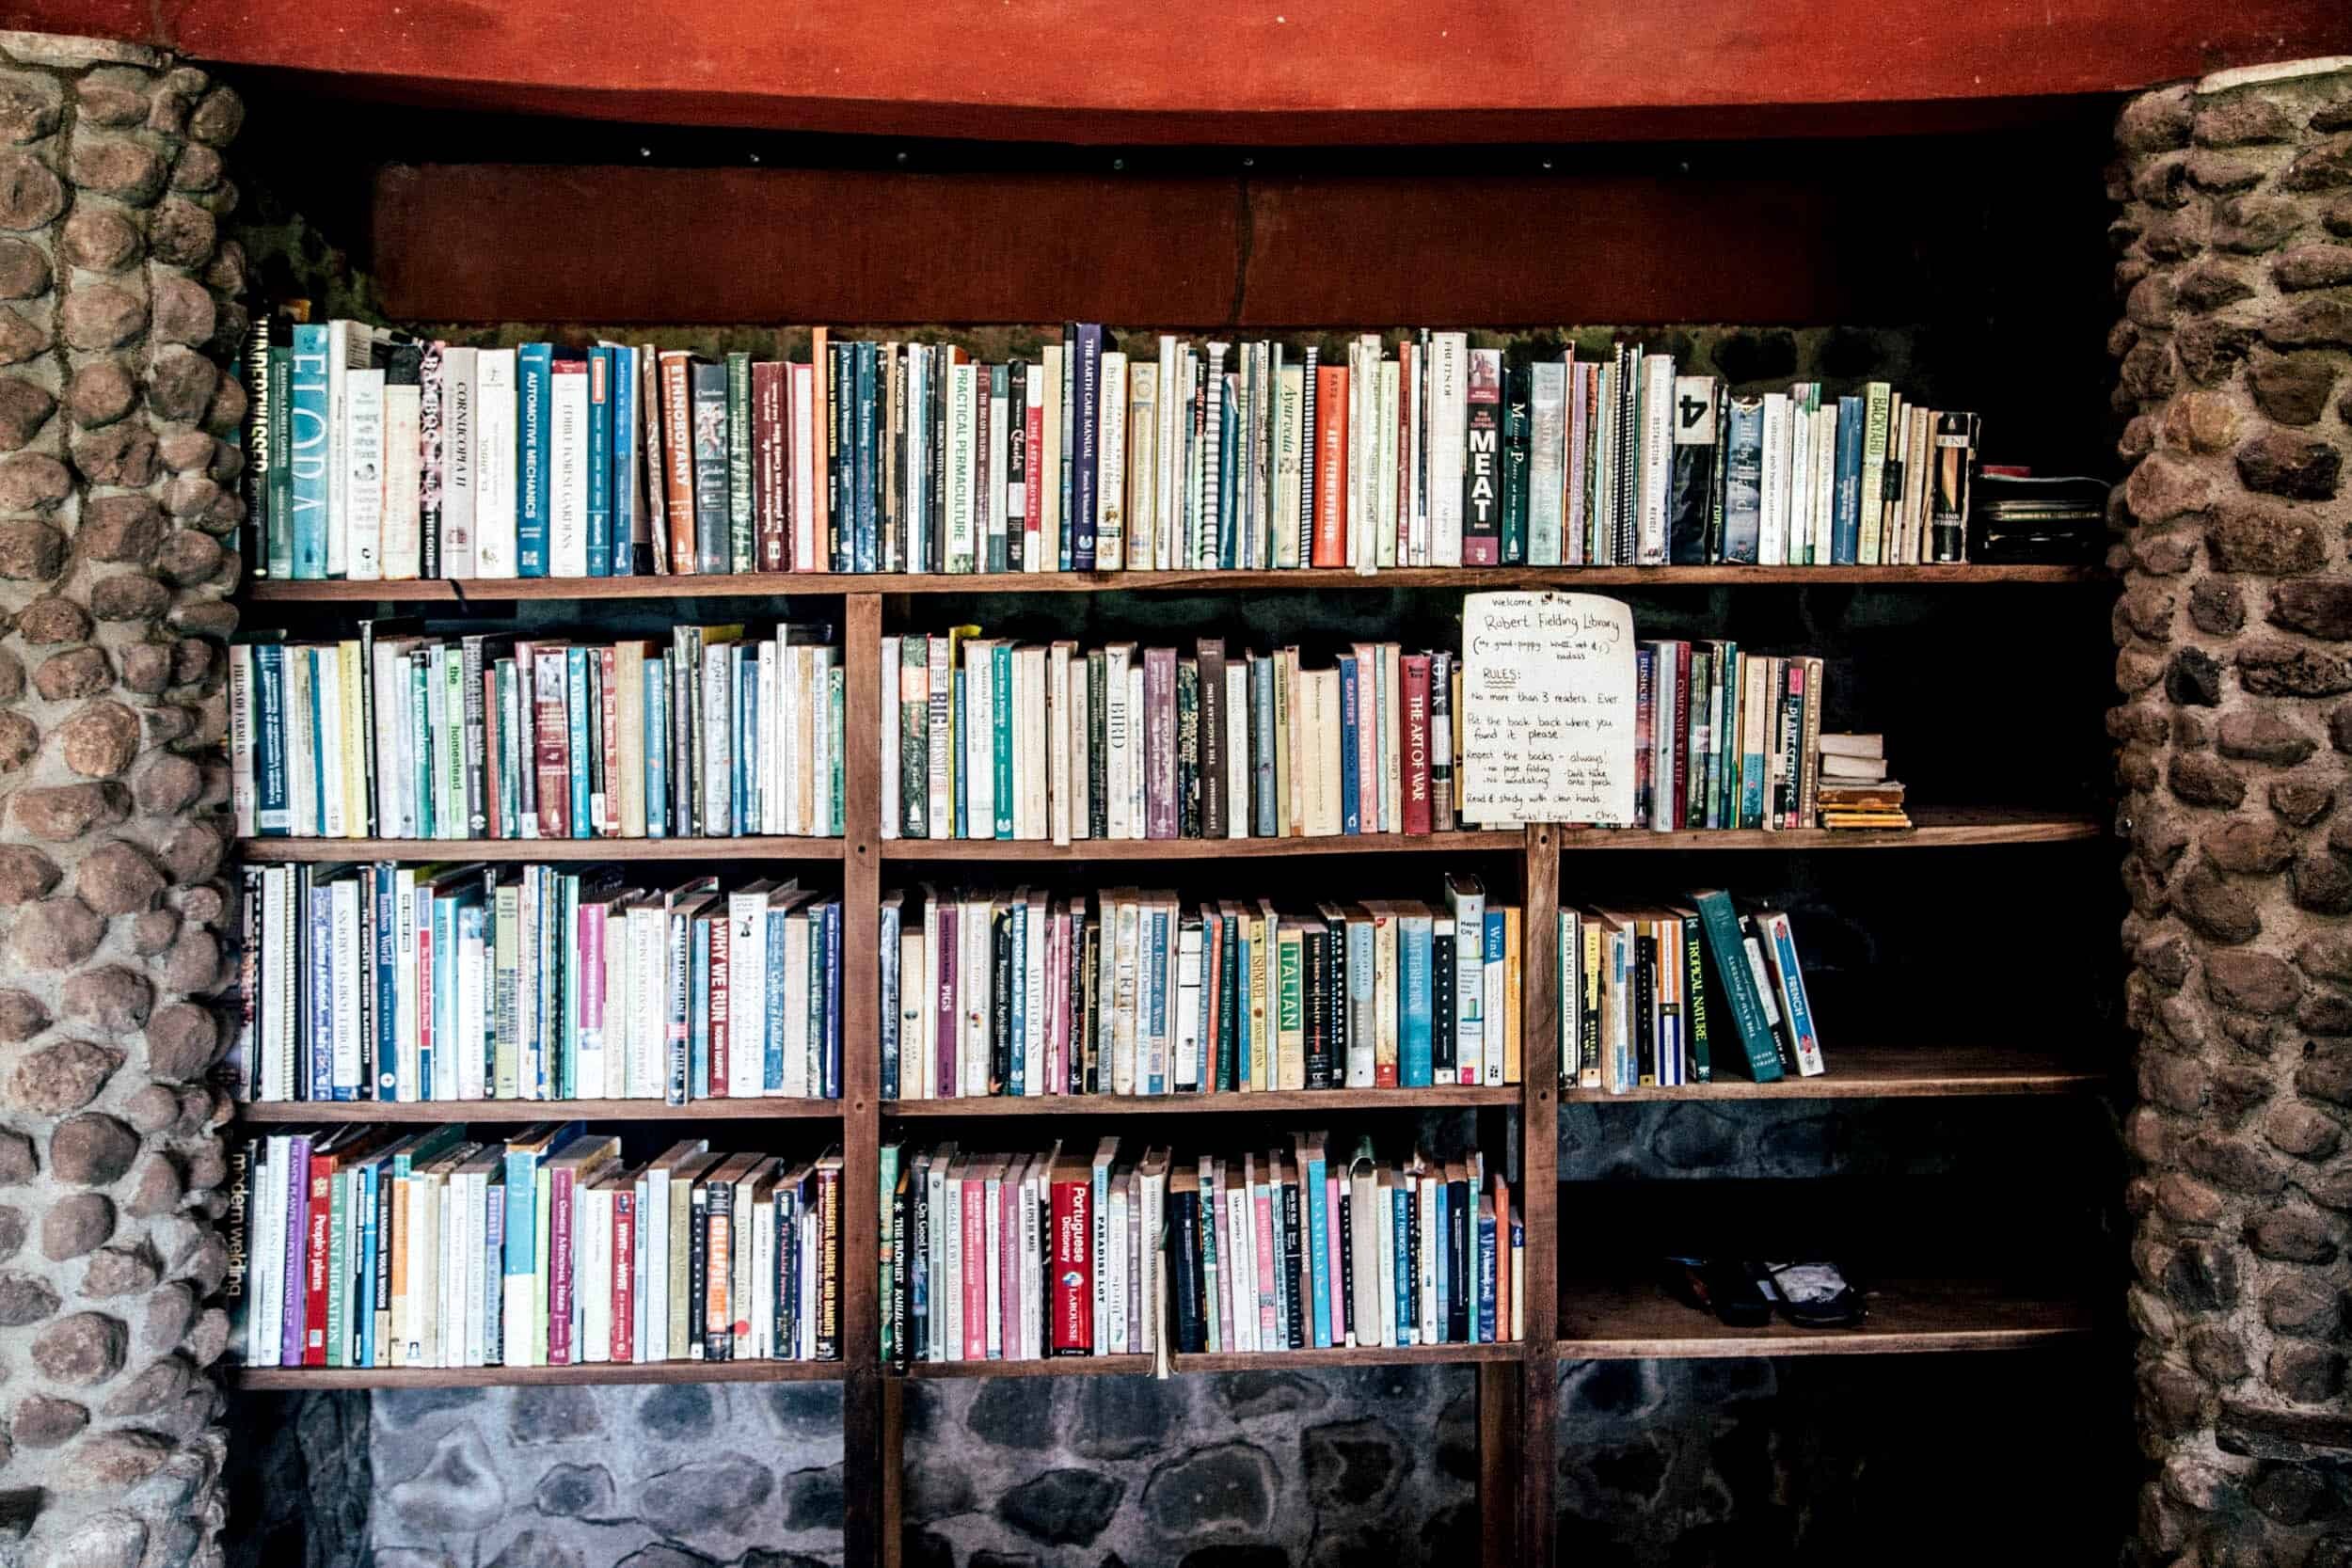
[2110,57,2352,1568]
[0,27,247,1568]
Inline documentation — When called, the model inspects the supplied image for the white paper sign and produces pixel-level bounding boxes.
[1462,591,1637,827]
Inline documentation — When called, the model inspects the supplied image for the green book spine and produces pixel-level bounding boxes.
[266,345,294,579]
[1682,910,1710,1083]
[830,661,845,835]
[325,1165,351,1367]
[1692,889,1782,1082]
[877,1141,899,1366]
[991,642,1013,840]
[726,352,755,572]
[899,636,928,838]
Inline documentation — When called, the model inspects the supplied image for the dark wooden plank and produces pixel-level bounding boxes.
[237,836,845,863]
[1550,805,2103,851]
[884,1086,1520,1117]
[25,0,2349,143]
[1554,1278,2097,1359]
[1478,1360,1519,1568]
[900,1355,1155,1379]
[840,593,886,1568]
[249,564,2106,605]
[237,1097,842,1124]
[1172,1343,1521,1373]
[1516,825,1560,1568]
[880,1376,906,1568]
[882,832,1523,863]
[233,1359,843,1389]
[1557,1044,2106,1101]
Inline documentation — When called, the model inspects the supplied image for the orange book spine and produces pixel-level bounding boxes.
[660,353,697,574]
[1311,364,1349,567]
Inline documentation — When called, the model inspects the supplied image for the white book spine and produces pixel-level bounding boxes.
[1759,392,1790,566]
[730,893,765,1098]
[1428,332,1466,567]
[229,645,256,837]
[1104,645,1133,840]
[946,363,977,573]
[1640,355,1676,565]
[1375,357,1400,570]
[1787,389,1814,567]
[791,362,818,572]
[439,347,479,578]
[473,349,517,577]
[381,382,422,579]
[1048,643,1072,847]
[1224,662,1249,841]
[1097,352,1128,571]
[548,366,588,578]
[330,879,361,1093]
[344,367,386,580]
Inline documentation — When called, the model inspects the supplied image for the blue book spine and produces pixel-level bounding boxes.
[992,643,1013,839]
[254,645,290,833]
[1400,917,1434,1086]
[1433,1183,1450,1340]
[609,345,636,576]
[516,343,553,577]
[1147,907,1169,1096]
[585,345,613,578]
[1832,396,1864,564]
[1338,657,1361,835]
[1251,658,1278,836]
[309,880,334,1098]
[409,657,433,839]
[459,901,488,1094]
[1306,1148,1331,1349]
[433,892,460,1100]
[355,1163,377,1366]
[1391,1185,1413,1345]
[1235,923,1252,1084]
[878,901,898,1101]
[1486,910,1507,1085]
[1476,1209,1498,1343]
[1218,389,1240,569]
[644,657,668,838]
[483,1181,505,1364]
[855,341,879,574]
[821,903,842,1100]
[690,917,710,1100]
[1008,903,1026,1096]
[1722,396,1763,564]
[1071,325,1102,569]
[564,646,592,838]
[289,325,330,578]
[767,907,789,1095]
[374,863,399,1099]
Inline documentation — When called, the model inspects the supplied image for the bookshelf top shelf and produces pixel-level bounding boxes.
[246,564,2107,606]
[1555,1277,2098,1359]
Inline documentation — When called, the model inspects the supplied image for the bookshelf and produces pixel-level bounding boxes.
[233,561,2116,1568]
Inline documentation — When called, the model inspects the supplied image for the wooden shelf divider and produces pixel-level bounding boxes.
[237,836,845,863]
[233,1358,845,1390]
[237,1097,844,1124]
[883,1085,1520,1117]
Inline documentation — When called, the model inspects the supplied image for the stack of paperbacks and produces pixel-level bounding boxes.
[1814,735,1908,830]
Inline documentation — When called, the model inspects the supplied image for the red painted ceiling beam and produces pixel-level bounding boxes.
[9,0,2351,143]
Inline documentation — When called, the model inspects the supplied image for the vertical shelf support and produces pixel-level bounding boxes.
[843,591,887,1567]
[1518,824,1562,1567]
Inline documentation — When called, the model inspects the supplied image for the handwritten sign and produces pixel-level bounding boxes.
[1462,591,1636,827]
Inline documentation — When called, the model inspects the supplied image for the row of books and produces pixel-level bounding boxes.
[1561,888,1825,1091]
[879,1135,1519,1367]
[229,621,845,841]
[234,1126,845,1370]
[880,879,1522,1102]
[1632,644,1829,832]
[882,632,1486,843]
[243,314,1979,582]
[231,864,844,1105]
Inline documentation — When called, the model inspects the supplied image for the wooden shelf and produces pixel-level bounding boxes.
[246,564,2104,606]
[883,831,1522,862]
[233,1358,843,1390]
[885,1085,1519,1117]
[900,1355,1154,1379]
[236,836,845,863]
[1547,805,2103,851]
[1555,1277,2096,1359]
[236,1097,842,1124]
[1558,1044,2106,1102]
[1173,1342,1522,1373]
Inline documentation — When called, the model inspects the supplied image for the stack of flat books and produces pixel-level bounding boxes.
[1813,734,1908,830]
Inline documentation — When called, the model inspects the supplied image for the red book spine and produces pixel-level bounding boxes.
[612,1189,635,1363]
[707,914,730,1098]
[961,1177,986,1360]
[1401,655,1433,836]
[754,360,788,572]
[1672,641,1692,830]
[1311,365,1349,567]
[1024,381,1045,558]
[1783,659,1806,830]
[416,895,436,1085]
[1050,1170,1092,1354]
[302,1156,334,1365]
[599,646,621,837]
[548,1165,575,1365]
[660,353,697,575]
[532,649,570,840]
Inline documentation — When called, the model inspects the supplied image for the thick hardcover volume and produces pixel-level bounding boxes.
[1460,348,1503,566]
[725,351,755,572]
[753,360,789,571]
[1070,325,1103,570]
[659,352,699,574]
[289,325,330,578]
[1311,364,1348,568]
[689,361,731,575]
[1930,410,1978,562]
[1720,393,1764,564]
[516,343,553,577]
[1666,375,1720,565]
[1049,1159,1092,1354]
[1692,889,1785,1082]
[1501,370,1530,565]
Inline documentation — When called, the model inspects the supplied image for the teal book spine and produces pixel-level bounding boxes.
[1306,1144,1331,1348]
[991,643,1012,840]
[1399,912,1433,1087]
[585,345,614,578]
[516,343,553,577]
[565,646,592,838]
[288,325,330,578]
[726,351,755,573]
[1692,889,1783,1082]
[829,660,845,836]
[644,657,668,839]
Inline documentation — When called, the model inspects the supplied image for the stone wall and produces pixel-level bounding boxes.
[0,27,247,1568]
[2108,58,2352,1568]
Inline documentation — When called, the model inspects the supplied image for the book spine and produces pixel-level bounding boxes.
[1461,349,1502,566]
[516,343,553,577]
[691,362,731,575]
[1071,325,1102,570]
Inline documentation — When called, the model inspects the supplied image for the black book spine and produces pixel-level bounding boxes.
[1006,362,1027,573]
[1326,914,1347,1088]
[1429,652,1455,832]
[1404,1184,1422,1344]
[1216,915,1239,1093]
[1086,651,1109,840]
[909,1165,930,1361]
[706,1180,734,1361]
[988,910,1012,1096]
[1198,643,1226,838]
[687,1187,708,1360]
[1173,1191,1204,1353]
[1635,929,1657,1084]
[1683,911,1710,1084]
[887,1175,908,1370]
[1335,1189,1354,1343]
[1431,923,1455,1079]
[1080,918,1101,1094]
[1281,1178,1306,1350]
[1302,928,1330,1090]
[1447,1177,1470,1343]
[241,315,272,577]
[1176,658,1200,840]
